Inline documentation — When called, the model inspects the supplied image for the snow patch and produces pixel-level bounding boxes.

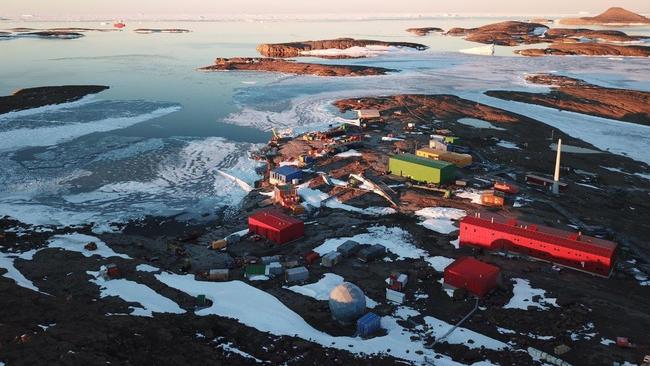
[286,273,377,308]
[504,278,558,310]
[415,207,466,234]
[456,118,505,131]
[88,270,185,317]
[47,233,131,259]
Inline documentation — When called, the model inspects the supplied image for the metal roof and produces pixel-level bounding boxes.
[390,153,454,169]
[272,165,302,177]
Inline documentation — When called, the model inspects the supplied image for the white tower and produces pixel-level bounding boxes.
[552,138,562,195]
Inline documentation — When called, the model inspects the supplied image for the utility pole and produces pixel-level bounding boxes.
[552,138,562,196]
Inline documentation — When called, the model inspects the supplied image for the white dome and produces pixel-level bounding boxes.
[328,282,366,323]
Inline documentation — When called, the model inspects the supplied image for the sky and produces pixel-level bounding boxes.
[2,0,649,17]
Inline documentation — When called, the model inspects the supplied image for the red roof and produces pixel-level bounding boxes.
[249,209,303,230]
[462,215,617,257]
[445,257,500,278]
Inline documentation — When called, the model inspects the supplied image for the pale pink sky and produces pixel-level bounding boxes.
[3,0,649,16]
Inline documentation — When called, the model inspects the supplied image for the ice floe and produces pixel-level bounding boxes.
[88,270,185,317]
[0,100,181,152]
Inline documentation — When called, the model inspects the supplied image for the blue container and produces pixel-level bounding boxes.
[357,312,381,338]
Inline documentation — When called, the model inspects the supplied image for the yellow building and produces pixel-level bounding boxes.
[416,147,473,168]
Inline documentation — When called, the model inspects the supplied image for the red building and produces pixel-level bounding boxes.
[248,209,304,244]
[444,257,501,297]
[459,215,617,277]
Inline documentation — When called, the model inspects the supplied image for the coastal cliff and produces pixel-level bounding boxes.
[256,38,428,58]
[200,58,395,77]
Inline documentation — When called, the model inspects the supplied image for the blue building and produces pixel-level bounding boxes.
[357,312,381,338]
[270,166,302,185]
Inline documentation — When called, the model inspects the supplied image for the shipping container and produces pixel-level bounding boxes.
[388,273,408,291]
[388,154,456,184]
[444,257,501,297]
[460,215,617,277]
[265,262,284,276]
[357,312,382,338]
[444,136,460,144]
[416,147,473,168]
[304,251,321,265]
[321,251,342,268]
[386,288,405,304]
[207,269,229,281]
[285,266,309,283]
[525,174,568,192]
[480,190,505,207]
[494,181,520,194]
[446,144,471,154]
[337,240,361,257]
[357,244,386,263]
[106,264,120,279]
[245,264,266,278]
[248,209,304,244]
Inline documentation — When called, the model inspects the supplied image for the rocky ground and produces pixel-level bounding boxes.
[0,86,109,114]
[485,74,650,125]
[444,17,650,57]
[2,83,650,365]
[199,58,396,77]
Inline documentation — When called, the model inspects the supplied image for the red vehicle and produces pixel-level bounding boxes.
[444,257,501,297]
[113,21,126,29]
[248,209,304,245]
[459,214,618,277]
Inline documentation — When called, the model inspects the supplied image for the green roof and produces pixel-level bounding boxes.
[390,153,454,169]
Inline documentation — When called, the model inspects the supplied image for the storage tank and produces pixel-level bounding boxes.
[329,282,367,323]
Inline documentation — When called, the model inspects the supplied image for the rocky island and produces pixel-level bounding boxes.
[0,85,109,115]
[406,27,444,36]
[446,21,549,46]
[515,43,650,57]
[485,74,650,125]
[199,57,395,77]
[560,7,650,25]
[256,38,428,58]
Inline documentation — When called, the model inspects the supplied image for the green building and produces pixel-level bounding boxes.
[388,154,456,184]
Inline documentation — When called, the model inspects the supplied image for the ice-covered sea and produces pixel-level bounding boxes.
[1,18,649,231]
